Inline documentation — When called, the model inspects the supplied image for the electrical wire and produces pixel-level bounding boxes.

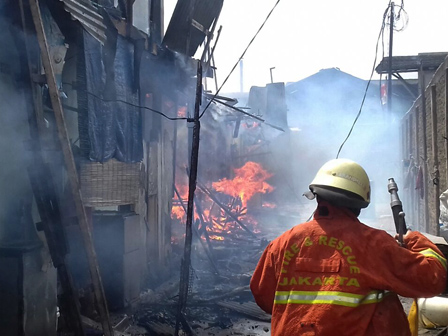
[336,3,391,159]
[62,0,283,122]
[199,0,282,119]
[62,82,187,121]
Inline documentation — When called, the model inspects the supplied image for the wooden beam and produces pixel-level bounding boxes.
[430,85,440,235]
[126,0,134,38]
[17,2,85,333]
[27,1,113,335]
[392,73,418,99]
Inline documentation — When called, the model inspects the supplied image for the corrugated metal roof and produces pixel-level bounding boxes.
[163,0,223,56]
[376,53,448,74]
[61,0,107,45]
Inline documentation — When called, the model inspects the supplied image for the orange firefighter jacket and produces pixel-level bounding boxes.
[250,202,447,336]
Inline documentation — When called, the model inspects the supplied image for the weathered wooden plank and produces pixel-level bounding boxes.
[28,1,113,334]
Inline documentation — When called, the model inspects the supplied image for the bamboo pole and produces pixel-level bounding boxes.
[28,1,113,334]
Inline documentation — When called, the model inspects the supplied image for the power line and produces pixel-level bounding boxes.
[62,82,187,121]
[61,0,283,122]
[336,2,392,159]
[199,0,282,119]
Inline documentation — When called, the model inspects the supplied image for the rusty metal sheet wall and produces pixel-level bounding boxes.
[163,0,223,56]
[61,0,107,44]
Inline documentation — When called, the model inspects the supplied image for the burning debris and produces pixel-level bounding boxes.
[171,161,274,244]
[146,160,280,335]
[212,161,274,209]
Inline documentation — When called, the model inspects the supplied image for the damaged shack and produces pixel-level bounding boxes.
[3,0,447,335]
[0,0,287,335]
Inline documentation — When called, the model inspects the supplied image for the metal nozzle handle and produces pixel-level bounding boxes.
[388,177,402,208]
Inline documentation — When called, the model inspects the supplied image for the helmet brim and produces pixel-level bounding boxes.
[310,185,369,209]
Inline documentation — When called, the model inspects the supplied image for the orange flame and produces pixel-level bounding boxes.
[171,162,274,242]
[171,184,200,222]
[212,162,274,207]
[171,184,188,221]
[178,106,187,118]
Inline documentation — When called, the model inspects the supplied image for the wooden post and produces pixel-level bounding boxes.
[126,0,134,38]
[27,1,113,335]
[431,85,440,235]
[150,0,164,45]
[17,1,85,333]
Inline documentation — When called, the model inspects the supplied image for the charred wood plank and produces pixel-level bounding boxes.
[173,185,220,275]
[217,301,271,322]
[191,286,250,304]
[81,316,131,336]
[196,182,258,239]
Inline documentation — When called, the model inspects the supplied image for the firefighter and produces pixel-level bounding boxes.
[250,158,447,336]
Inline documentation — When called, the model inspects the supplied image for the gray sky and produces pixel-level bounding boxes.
[164,0,448,92]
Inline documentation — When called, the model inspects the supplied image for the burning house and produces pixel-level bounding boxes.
[0,0,288,335]
[4,0,444,334]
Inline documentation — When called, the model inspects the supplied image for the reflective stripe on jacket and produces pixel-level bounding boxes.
[274,289,385,307]
[250,202,447,336]
[274,291,384,307]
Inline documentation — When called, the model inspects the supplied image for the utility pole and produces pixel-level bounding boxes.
[239,59,244,92]
[388,2,394,114]
[175,61,202,336]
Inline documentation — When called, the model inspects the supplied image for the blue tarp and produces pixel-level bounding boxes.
[79,30,143,163]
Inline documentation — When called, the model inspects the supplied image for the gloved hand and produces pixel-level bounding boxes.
[394,230,411,247]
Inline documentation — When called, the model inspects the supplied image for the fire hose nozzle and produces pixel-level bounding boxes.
[388,177,402,208]
[388,177,398,193]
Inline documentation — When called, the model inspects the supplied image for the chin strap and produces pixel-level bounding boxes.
[303,190,316,200]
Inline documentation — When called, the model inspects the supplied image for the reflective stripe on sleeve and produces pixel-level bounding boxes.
[419,248,447,270]
[274,290,384,308]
